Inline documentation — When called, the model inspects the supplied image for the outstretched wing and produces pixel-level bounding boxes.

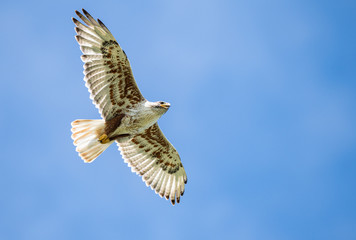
[117,123,187,205]
[73,9,145,121]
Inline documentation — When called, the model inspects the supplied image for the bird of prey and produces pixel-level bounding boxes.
[70,9,187,205]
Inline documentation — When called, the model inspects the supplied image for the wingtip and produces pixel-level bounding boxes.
[75,10,86,20]
[171,199,175,205]
[74,27,80,34]
[72,17,80,24]
[97,18,107,29]
[82,8,93,19]
[164,194,169,200]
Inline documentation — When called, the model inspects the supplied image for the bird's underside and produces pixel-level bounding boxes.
[70,9,187,205]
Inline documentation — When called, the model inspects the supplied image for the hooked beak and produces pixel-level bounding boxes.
[160,103,171,109]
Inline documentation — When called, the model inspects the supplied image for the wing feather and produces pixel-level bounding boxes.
[117,123,187,205]
[75,27,102,43]
[73,9,145,120]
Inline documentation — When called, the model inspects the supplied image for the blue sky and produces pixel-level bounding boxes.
[0,0,355,239]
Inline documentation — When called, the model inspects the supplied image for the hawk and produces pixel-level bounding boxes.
[70,9,187,205]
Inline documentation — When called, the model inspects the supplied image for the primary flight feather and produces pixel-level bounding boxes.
[70,9,187,205]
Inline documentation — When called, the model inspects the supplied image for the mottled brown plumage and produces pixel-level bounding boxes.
[70,9,187,205]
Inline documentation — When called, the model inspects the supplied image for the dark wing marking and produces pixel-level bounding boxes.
[117,123,187,205]
[73,9,145,120]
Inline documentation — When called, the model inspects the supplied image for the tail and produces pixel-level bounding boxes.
[71,119,113,163]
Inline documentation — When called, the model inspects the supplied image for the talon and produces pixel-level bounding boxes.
[98,134,110,144]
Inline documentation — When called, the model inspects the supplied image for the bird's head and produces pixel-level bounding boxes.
[156,101,171,110]
[145,101,171,114]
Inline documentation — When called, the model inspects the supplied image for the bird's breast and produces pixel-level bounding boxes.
[109,111,160,137]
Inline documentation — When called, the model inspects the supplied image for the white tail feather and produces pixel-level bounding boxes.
[71,119,113,163]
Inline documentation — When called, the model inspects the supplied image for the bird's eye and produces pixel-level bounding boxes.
[159,101,165,104]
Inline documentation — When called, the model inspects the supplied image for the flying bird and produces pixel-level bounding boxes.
[70,9,187,205]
